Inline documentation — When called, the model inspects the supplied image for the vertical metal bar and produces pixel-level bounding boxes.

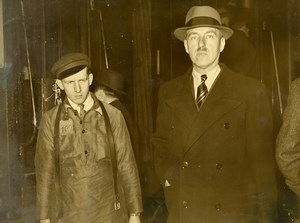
[156,49,160,75]
[87,0,92,58]
[270,31,283,115]
[99,9,109,69]
[58,0,62,56]
[286,0,293,89]
[20,0,37,128]
[170,0,173,79]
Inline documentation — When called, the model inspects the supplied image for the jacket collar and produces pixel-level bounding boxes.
[63,92,103,116]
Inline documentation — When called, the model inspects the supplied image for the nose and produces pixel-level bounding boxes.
[198,36,206,48]
[74,81,81,93]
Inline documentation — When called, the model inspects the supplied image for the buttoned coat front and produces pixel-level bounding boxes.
[153,64,278,223]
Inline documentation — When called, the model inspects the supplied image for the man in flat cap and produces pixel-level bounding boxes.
[35,53,142,223]
[152,6,278,223]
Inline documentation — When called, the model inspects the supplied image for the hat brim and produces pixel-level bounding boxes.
[174,25,233,41]
[94,81,130,98]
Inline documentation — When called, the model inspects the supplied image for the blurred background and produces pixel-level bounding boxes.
[0,0,300,222]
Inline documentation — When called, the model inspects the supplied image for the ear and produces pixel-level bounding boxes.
[219,37,225,52]
[56,79,64,90]
[88,73,93,86]
[184,39,190,54]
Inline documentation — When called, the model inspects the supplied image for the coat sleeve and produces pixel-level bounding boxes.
[276,78,300,197]
[35,112,56,220]
[111,109,143,213]
[246,83,278,222]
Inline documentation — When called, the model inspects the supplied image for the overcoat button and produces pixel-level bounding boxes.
[182,201,188,208]
[224,122,230,129]
[171,125,175,129]
[216,163,223,170]
[182,161,189,168]
[215,203,221,211]
[82,129,85,133]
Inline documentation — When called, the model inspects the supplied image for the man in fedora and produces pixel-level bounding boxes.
[152,6,278,223]
[35,53,142,223]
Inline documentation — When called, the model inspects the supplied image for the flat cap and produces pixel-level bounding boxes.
[51,53,91,79]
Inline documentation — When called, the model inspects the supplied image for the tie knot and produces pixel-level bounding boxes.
[78,103,84,110]
[201,74,207,82]
[78,104,85,117]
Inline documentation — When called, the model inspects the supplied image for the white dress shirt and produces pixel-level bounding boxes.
[192,65,221,99]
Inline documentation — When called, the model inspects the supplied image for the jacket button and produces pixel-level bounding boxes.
[224,122,230,129]
[182,201,188,208]
[171,125,175,129]
[215,203,221,211]
[182,161,189,168]
[82,129,85,133]
[216,163,223,171]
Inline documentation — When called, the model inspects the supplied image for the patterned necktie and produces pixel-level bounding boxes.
[196,74,208,108]
[78,104,85,118]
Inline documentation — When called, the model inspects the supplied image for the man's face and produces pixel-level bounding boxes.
[184,27,225,71]
[56,67,93,104]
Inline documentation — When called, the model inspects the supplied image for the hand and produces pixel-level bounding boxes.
[295,218,300,223]
[40,219,50,223]
[129,215,141,223]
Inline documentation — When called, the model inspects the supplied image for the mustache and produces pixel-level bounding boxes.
[196,47,208,53]
[196,46,207,52]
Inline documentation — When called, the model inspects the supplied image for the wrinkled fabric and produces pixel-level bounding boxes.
[276,78,300,197]
[153,64,278,223]
[35,94,142,223]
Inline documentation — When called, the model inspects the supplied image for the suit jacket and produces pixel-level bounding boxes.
[276,78,300,197]
[153,64,278,223]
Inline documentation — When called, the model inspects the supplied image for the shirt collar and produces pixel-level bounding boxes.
[192,65,220,92]
[67,92,94,113]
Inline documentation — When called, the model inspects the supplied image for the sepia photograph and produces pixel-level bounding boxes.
[0,0,300,222]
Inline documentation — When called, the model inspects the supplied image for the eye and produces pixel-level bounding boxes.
[188,34,198,41]
[206,34,216,39]
[79,78,87,83]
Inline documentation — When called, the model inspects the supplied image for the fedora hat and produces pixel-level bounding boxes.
[174,6,233,41]
[93,68,129,97]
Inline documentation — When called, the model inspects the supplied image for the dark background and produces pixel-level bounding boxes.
[0,0,300,222]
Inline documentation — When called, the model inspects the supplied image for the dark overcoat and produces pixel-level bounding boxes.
[153,64,278,223]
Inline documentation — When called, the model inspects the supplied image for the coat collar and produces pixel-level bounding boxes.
[166,64,243,154]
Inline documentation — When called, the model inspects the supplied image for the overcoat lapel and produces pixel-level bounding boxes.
[183,68,242,154]
[165,71,199,131]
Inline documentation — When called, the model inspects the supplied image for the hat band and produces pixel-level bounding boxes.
[186,16,221,27]
[57,65,87,80]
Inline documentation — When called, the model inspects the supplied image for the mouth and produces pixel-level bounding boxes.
[74,95,83,99]
[196,51,207,56]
